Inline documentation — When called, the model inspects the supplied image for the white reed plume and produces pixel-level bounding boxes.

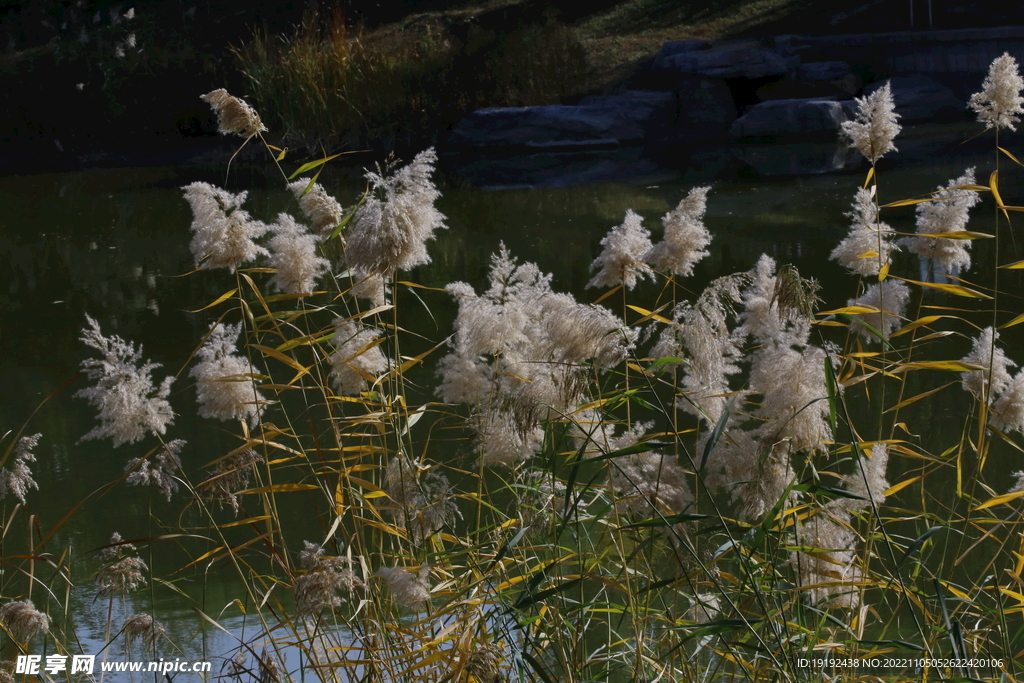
[736,255,811,347]
[847,280,911,342]
[0,600,49,642]
[190,322,265,425]
[294,541,363,615]
[644,186,713,277]
[125,439,184,502]
[267,213,329,295]
[288,178,344,236]
[123,614,165,652]
[474,410,545,466]
[587,209,653,289]
[750,343,833,455]
[608,423,693,517]
[652,276,745,424]
[992,370,1024,434]
[76,315,174,447]
[197,448,263,515]
[790,510,861,608]
[0,434,40,504]
[900,168,982,279]
[968,52,1024,131]
[830,187,896,277]
[839,443,890,512]
[384,457,461,544]
[345,149,446,277]
[960,326,1015,400]
[684,594,722,623]
[348,270,390,307]
[376,566,430,611]
[329,319,388,396]
[182,182,269,272]
[200,88,267,139]
[97,532,147,596]
[841,80,901,164]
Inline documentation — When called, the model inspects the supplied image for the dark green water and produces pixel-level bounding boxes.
[1,124,1022,672]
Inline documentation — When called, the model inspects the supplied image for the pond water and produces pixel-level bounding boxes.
[1,122,1022,675]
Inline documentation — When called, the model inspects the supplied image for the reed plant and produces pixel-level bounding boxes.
[5,56,1024,683]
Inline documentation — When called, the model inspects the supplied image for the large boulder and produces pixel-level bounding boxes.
[448,105,648,151]
[654,40,797,79]
[578,90,678,132]
[730,98,849,137]
[864,76,963,123]
[677,77,738,132]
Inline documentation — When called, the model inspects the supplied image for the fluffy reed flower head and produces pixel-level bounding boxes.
[288,178,343,236]
[587,209,653,289]
[200,88,267,139]
[0,434,40,505]
[125,439,184,502]
[644,186,713,276]
[653,275,745,424]
[737,255,811,346]
[992,370,1024,435]
[684,594,722,623]
[123,614,165,652]
[840,443,890,511]
[198,448,263,514]
[294,541,363,614]
[267,213,329,295]
[0,600,49,642]
[750,343,833,454]
[608,431,693,518]
[841,81,901,164]
[76,315,175,447]
[830,187,896,277]
[465,643,504,683]
[847,280,911,342]
[345,148,447,277]
[791,511,860,608]
[348,270,390,307]
[190,322,265,425]
[97,532,148,596]
[960,326,1016,400]
[376,566,430,611]
[969,52,1024,131]
[384,457,460,544]
[182,182,269,272]
[901,168,982,277]
[329,319,388,396]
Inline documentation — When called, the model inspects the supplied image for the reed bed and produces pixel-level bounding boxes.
[3,56,1024,683]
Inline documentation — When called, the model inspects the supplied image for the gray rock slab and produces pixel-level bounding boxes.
[730,98,848,137]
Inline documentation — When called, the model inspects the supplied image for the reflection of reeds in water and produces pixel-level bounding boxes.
[6,57,1024,681]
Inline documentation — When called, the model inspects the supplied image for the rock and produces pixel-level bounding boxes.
[798,61,851,81]
[655,40,797,79]
[865,76,963,122]
[448,105,648,151]
[578,90,678,131]
[677,77,737,132]
[730,98,848,137]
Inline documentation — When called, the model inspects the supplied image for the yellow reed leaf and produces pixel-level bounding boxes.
[896,277,992,298]
[999,146,1023,166]
[189,289,237,313]
[858,250,879,259]
[1001,312,1024,329]
[891,315,947,337]
[863,166,874,189]
[999,587,1024,604]
[878,261,890,281]
[236,483,320,495]
[818,306,878,316]
[884,381,956,412]
[974,490,1024,511]
[626,304,672,324]
[914,231,993,240]
[894,360,985,372]
[1001,259,1024,269]
[883,476,921,497]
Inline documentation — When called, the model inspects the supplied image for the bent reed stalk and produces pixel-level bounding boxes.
[4,59,1024,682]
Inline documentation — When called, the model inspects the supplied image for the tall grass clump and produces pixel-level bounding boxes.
[7,55,1024,682]
[232,7,588,148]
